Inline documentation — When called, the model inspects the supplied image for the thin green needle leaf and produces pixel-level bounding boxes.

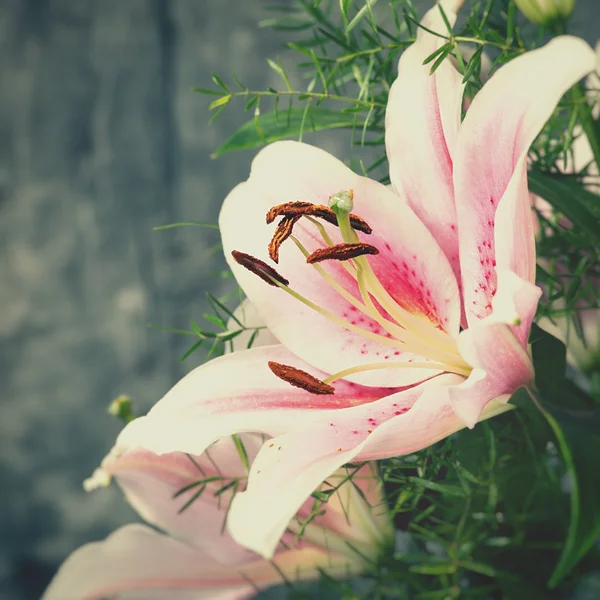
[232,434,250,472]
[153,221,219,231]
[211,73,231,93]
[346,0,379,34]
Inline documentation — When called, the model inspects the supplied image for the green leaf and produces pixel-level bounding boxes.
[178,339,203,362]
[525,325,600,586]
[526,388,600,587]
[530,322,566,394]
[212,107,365,157]
[346,0,379,33]
[153,221,219,231]
[267,58,293,91]
[211,72,230,93]
[231,434,250,472]
[528,170,600,242]
[192,87,223,97]
[429,44,453,75]
[208,94,232,110]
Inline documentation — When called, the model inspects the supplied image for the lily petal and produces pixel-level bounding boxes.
[454,36,596,324]
[450,331,534,432]
[115,344,391,458]
[386,0,464,276]
[227,375,512,558]
[220,141,460,386]
[42,524,349,600]
[98,438,261,565]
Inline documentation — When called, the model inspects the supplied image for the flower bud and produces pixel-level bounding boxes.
[514,0,575,26]
[107,394,135,423]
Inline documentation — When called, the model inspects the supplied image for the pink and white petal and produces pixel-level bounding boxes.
[386,0,464,276]
[455,36,596,324]
[227,298,278,352]
[43,524,348,600]
[228,374,511,558]
[42,524,257,600]
[486,269,542,348]
[450,319,535,428]
[115,345,391,458]
[220,141,460,387]
[98,438,262,564]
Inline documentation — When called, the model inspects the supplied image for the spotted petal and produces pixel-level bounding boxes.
[454,36,596,326]
[115,344,393,458]
[386,0,465,277]
[220,141,461,387]
[227,374,512,558]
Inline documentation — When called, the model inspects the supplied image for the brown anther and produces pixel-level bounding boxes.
[311,207,373,235]
[306,242,379,264]
[265,202,372,235]
[266,202,313,224]
[268,215,300,263]
[268,361,335,395]
[231,251,289,287]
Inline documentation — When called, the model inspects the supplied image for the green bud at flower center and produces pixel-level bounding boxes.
[329,189,354,214]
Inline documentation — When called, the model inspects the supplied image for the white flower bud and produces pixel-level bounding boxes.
[514,0,575,26]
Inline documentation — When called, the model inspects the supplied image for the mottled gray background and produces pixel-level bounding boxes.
[0,1,598,599]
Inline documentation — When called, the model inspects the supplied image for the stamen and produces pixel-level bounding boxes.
[268,215,300,263]
[268,361,335,395]
[288,236,457,359]
[266,202,313,224]
[266,201,372,234]
[322,360,471,384]
[306,242,379,264]
[231,250,289,287]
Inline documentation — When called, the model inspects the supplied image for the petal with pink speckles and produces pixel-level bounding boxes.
[220,141,460,386]
[386,0,464,278]
[114,344,393,458]
[454,36,595,325]
[226,374,512,558]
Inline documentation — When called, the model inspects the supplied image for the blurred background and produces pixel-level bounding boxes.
[0,1,597,598]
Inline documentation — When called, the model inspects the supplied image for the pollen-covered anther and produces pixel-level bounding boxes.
[266,202,313,224]
[265,201,372,234]
[306,242,379,264]
[231,250,289,287]
[268,215,301,263]
[268,361,335,395]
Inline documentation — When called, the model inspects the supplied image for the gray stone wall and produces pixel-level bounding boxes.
[0,1,287,597]
[0,1,597,598]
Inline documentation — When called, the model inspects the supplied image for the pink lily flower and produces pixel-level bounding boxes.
[103,1,595,559]
[44,435,391,599]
